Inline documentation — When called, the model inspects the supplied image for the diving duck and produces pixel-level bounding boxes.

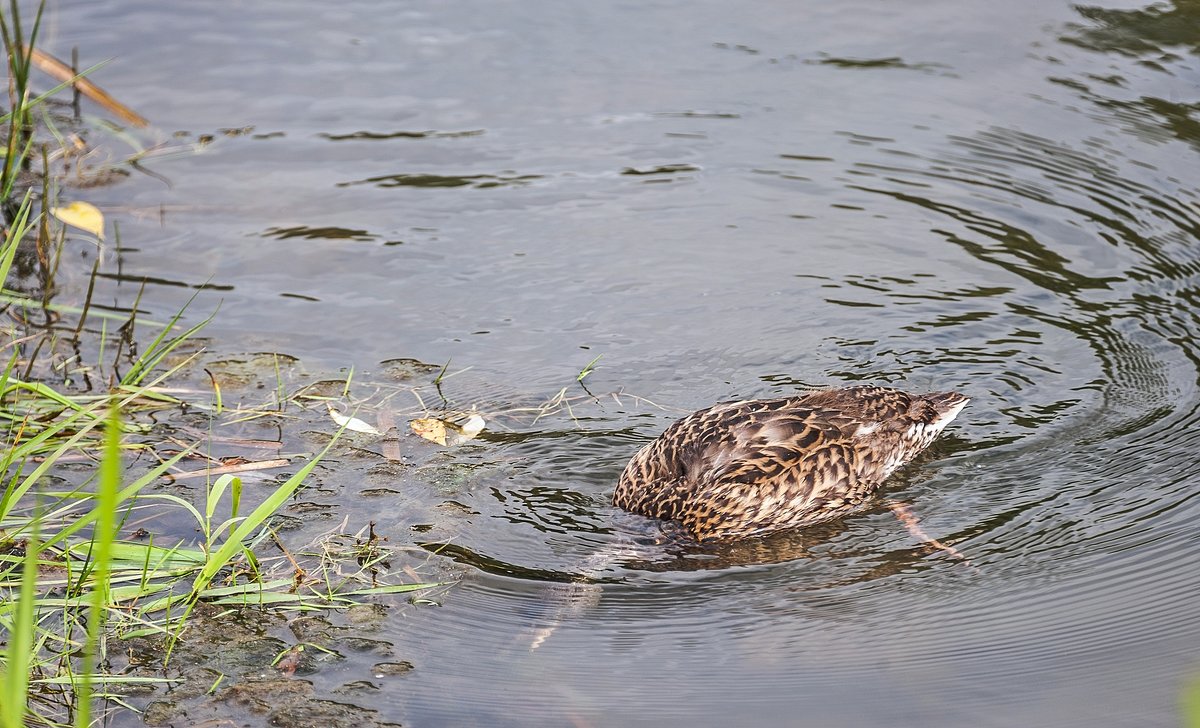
[612,386,968,542]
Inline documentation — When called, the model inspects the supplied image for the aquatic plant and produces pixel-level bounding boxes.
[0,10,436,725]
[0,0,45,205]
[0,200,438,724]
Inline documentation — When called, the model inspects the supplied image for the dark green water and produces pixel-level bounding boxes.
[35,1,1200,725]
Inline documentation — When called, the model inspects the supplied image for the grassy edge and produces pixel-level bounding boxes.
[0,5,439,722]
[0,122,429,728]
[74,405,120,728]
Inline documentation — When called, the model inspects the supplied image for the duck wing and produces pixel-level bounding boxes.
[614,387,968,542]
[678,406,886,540]
[616,400,863,530]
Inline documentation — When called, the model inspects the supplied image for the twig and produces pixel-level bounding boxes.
[25,46,148,127]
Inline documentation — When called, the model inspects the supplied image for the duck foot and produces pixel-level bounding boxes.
[887,501,975,568]
[528,579,603,650]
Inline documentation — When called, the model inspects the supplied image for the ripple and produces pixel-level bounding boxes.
[316,119,1200,722]
[355,101,1200,723]
[71,1,1200,725]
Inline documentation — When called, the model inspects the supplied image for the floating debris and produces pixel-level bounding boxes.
[410,413,485,446]
[50,200,105,239]
[327,404,384,435]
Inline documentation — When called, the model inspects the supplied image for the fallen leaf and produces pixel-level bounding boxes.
[327,404,383,435]
[51,201,105,239]
[410,417,448,445]
[410,413,485,446]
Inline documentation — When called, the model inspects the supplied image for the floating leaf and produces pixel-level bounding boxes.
[410,417,448,446]
[410,413,485,446]
[51,201,105,239]
[327,404,383,435]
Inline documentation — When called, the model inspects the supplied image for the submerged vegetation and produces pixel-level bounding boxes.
[0,5,438,726]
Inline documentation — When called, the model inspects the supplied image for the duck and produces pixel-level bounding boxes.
[612,385,968,542]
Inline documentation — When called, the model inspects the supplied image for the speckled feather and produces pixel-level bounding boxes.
[612,386,969,542]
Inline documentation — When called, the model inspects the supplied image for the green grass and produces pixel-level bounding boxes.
[0,0,45,202]
[1,513,37,728]
[0,8,437,724]
[0,218,437,723]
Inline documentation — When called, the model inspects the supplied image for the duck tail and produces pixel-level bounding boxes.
[920,391,970,430]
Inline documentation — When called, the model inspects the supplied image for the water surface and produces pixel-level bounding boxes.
[31,0,1200,725]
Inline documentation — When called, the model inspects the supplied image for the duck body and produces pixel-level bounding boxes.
[613,386,968,542]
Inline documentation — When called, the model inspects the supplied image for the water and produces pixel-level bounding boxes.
[31,0,1200,725]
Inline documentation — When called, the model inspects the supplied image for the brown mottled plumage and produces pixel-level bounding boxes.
[613,386,968,542]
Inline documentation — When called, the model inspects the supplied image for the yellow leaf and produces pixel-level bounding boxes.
[51,201,105,239]
[410,418,448,446]
[411,413,486,446]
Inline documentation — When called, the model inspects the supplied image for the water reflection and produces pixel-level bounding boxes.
[338,171,543,189]
[42,0,1200,725]
[263,225,378,241]
[1063,2,1200,60]
[1058,2,1200,150]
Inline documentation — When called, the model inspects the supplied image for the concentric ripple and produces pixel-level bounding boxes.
[364,26,1200,728]
[62,0,1200,726]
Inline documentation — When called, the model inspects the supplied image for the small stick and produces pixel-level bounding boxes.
[24,45,149,127]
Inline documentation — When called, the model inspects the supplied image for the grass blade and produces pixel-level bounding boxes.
[75,404,122,728]
[0,519,38,728]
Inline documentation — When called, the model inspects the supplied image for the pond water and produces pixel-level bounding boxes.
[33,0,1200,725]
